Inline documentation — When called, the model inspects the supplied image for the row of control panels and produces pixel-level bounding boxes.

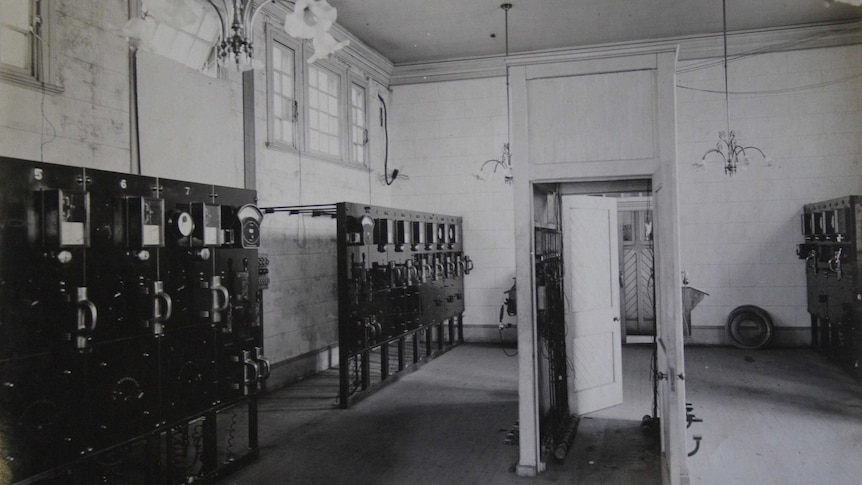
[0,157,269,483]
[797,196,860,285]
[337,203,471,354]
[797,196,862,375]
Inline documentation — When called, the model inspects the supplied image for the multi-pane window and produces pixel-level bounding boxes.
[350,82,367,166]
[271,41,297,147]
[307,64,341,158]
[148,0,220,74]
[0,0,61,92]
[0,0,33,73]
[265,18,365,166]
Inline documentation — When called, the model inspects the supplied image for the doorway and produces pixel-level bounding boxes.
[558,187,657,420]
[617,197,656,342]
[535,182,661,482]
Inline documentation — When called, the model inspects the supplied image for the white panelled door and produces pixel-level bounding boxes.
[562,195,623,415]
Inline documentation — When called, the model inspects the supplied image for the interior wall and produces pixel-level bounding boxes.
[676,43,862,346]
[387,77,517,342]
[136,51,243,187]
[0,0,130,171]
[250,25,393,386]
[0,1,395,387]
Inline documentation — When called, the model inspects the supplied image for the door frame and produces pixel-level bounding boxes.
[509,47,687,484]
[617,196,656,340]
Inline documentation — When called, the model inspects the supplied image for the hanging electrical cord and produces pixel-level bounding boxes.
[676,20,862,75]
[378,93,398,185]
[678,70,862,96]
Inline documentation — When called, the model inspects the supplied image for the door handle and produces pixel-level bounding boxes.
[613,317,620,322]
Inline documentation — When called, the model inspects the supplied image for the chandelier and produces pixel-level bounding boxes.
[125,0,348,71]
[473,3,514,184]
[701,0,766,175]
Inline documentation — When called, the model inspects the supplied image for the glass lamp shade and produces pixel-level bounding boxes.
[309,31,349,63]
[284,0,338,39]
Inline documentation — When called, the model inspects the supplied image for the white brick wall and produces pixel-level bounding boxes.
[388,78,516,340]
[677,44,862,338]
[0,0,131,169]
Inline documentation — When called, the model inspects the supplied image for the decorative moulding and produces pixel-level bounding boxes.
[391,20,862,85]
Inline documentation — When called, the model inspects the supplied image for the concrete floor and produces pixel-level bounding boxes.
[685,346,862,485]
[216,343,659,485]
[215,343,862,485]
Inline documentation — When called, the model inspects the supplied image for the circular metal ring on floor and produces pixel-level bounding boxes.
[726,305,774,350]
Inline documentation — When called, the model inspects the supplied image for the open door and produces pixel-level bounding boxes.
[561,195,622,415]
[652,165,689,485]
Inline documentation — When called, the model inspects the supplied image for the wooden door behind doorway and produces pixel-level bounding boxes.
[618,205,655,337]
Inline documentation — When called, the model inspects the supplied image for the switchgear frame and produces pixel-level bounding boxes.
[0,157,270,484]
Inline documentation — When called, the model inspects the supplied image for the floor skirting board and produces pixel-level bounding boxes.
[686,325,811,347]
[266,344,339,392]
[462,324,518,343]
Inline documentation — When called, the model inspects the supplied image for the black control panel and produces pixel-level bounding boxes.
[336,202,471,406]
[0,157,269,483]
[798,195,862,376]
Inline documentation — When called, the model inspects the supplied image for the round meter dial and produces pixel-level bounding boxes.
[175,211,194,237]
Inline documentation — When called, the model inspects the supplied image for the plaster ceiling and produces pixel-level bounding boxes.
[330,0,862,65]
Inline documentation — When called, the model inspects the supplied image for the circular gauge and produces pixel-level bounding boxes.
[237,204,264,224]
[174,212,194,237]
[242,219,261,247]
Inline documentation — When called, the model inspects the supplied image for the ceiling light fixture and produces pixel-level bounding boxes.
[211,0,348,69]
[702,0,766,175]
[125,0,348,71]
[473,3,514,184]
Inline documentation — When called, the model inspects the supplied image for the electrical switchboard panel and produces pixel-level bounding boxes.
[798,196,862,377]
[336,202,471,407]
[0,157,269,484]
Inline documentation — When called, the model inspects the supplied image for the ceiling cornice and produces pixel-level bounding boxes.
[390,20,862,85]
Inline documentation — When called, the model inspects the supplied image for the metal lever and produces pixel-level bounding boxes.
[232,349,260,395]
[150,281,173,335]
[445,258,456,278]
[255,347,271,382]
[828,248,843,280]
[688,435,702,457]
[421,261,432,283]
[463,256,474,274]
[75,287,98,349]
[434,260,445,280]
[805,249,817,274]
[405,260,418,286]
[210,275,230,324]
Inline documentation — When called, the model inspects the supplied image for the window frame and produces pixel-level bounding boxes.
[348,74,370,167]
[0,0,62,93]
[265,24,302,153]
[303,57,346,163]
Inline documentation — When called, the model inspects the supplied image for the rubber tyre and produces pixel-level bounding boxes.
[726,305,773,350]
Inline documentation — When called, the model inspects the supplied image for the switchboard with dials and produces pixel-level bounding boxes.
[0,157,269,484]
[335,202,472,407]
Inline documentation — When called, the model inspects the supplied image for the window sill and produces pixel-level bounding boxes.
[0,69,63,94]
[266,140,299,154]
[266,142,369,173]
[314,155,369,173]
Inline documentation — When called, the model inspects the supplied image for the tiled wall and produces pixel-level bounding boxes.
[676,44,862,344]
[388,78,517,342]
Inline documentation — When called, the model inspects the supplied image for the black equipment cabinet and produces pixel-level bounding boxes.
[0,157,269,484]
[798,196,862,377]
[335,202,472,408]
